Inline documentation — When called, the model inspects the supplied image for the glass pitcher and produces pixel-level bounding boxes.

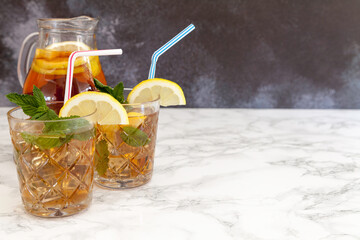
[18,16,107,101]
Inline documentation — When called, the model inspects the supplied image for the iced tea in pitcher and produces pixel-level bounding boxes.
[18,16,107,102]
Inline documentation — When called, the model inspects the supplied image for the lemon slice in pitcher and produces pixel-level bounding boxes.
[59,92,129,125]
[33,41,101,76]
[127,78,186,106]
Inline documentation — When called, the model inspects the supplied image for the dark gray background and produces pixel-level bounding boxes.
[1,0,360,108]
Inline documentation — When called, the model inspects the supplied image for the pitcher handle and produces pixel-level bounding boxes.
[17,32,39,87]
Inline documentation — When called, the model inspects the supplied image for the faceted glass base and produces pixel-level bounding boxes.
[95,173,152,189]
[23,194,92,218]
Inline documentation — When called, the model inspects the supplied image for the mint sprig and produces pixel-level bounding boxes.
[6,86,58,120]
[93,79,150,147]
[6,86,93,149]
[94,78,127,104]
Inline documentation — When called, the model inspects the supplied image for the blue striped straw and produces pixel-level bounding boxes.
[148,24,196,79]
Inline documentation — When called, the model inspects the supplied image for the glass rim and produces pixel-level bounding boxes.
[122,97,160,107]
[37,16,99,32]
[7,101,97,123]
[37,16,98,22]
[122,88,160,107]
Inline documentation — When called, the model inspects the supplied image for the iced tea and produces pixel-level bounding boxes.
[95,100,160,189]
[23,48,106,102]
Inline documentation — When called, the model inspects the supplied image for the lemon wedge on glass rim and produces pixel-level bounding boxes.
[59,92,129,125]
[127,78,186,106]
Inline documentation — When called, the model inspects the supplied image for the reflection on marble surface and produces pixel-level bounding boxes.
[1,108,360,239]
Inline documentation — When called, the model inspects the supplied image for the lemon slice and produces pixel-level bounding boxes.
[35,48,60,60]
[46,41,91,51]
[59,92,129,125]
[31,62,85,75]
[35,56,95,69]
[127,78,186,106]
[32,41,101,76]
[88,56,101,77]
[128,112,146,127]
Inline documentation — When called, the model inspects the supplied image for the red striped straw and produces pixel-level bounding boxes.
[64,49,123,104]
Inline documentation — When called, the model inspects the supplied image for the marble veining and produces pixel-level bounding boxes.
[1,108,360,239]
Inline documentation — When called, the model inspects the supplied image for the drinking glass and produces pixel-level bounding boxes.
[7,102,96,217]
[95,94,160,189]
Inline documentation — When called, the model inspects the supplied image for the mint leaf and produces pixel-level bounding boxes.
[120,126,150,147]
[44,116,90,133]
[44,116,94,141]
[94,78,113,95]
[113,82,126,103]
[21,132,73,150]
[33,108,58,120]
[6,92,38,107]
[33,86,46,107]
[6,93,39,117]
[95,140,109,176]
[94,78,127,104]
[43,116,94,143]
[73,128,96,141]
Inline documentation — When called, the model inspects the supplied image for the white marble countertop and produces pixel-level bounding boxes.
[1,108,360,239]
